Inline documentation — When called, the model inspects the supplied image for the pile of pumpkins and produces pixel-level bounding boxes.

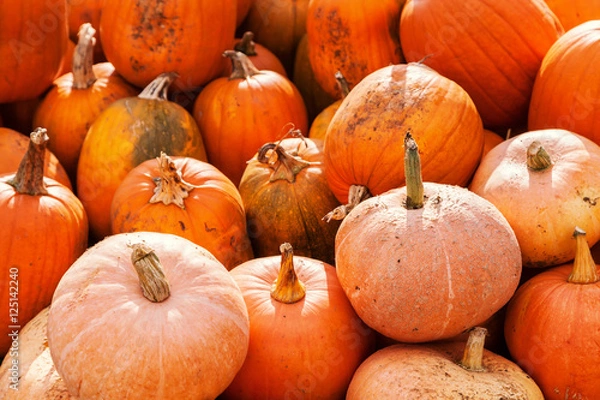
[1,0,600,398]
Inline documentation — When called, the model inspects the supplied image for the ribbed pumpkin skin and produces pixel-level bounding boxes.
[528,21,600,146]
[99,0,236,90]
[544,0,600,30]
[400,0,563,129]
[306,0,404,99]
[33,62,139,181]
[238,138,341,265]
[0,1,69,103]
[193,67,307,187]
[324,63,483,204]
[0,176,88,356]
[77,96,207,241]
[0,127,72,190]
[335,183,522,343]
[111,156,253,270]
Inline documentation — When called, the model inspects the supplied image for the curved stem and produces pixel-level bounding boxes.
[404,131,424,209]
[138,72,178,100]
[150,152,198,209]
[270,243,306,304]
[527,140,553,171]
[223,50,260,80]
[72,23,97,89]
[323,184,371,222]
[459,327,487,372]
[234,31,258,56]
[7,128,49,195]
[334,70,350,98]
[568,227,599,284]
[256,141,315,183]
[130,243,171,302]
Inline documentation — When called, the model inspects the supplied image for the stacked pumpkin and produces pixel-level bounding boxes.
[4,0,600,398]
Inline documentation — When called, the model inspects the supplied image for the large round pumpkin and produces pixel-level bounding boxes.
[400,0,563,129]
[222,243,376,399]
[0,0,69,103]
[111,152,254,270]
[0,128,88,357]
[99,0,236,91]
[528,20,600,146]
[324,62,484,209]
[47,231,250,400]
[77,72,207,241]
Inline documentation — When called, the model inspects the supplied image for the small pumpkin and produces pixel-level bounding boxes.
[33,23,139,183]
[505,227,600,399]
[47,231,250,400]
[220,31,288,78]
[346,327,544,399]
[111,152,254,270]
[76,72,207,241]
[0,128,88,356]
[222,243,376,399]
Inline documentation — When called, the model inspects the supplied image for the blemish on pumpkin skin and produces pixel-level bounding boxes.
[583,196,599,206]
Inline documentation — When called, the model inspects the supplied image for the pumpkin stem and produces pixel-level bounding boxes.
[334,70,350,98]
[526,140,553,171]
[322,184,371,222]
[224,50,260,80]
[138,72,179,100]
[7,127,49,195]
[459,326,487,372]
[270,243,306,304]
[72,23,97,89]
[130,242,171,302]
[150,152,198,209]
[234,31,258,56]
[404,131,424,209]
[567,227,599,284]
[256,136,319,183]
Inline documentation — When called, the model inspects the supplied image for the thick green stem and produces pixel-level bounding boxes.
[568,227,599,284]
[459,327,487,372]
[130,243,171,302]
[7,128,49,195]
[404,131,424,209]
[270,243,306,304]
[72,23,97,89]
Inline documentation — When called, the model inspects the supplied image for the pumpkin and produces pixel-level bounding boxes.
[334,132,521,343]
[47,231,250,399]
[111,152,253,270]
[240,0,309,75]
[220,31,288,78]
[33,23,139,183]
[482,129,505,157]
[0,128,88,356]
[505,227,600,399]
[66,0,105,62]
[346,327,544,399]
[193,51,307,186]
[543,0,600,30]
[400,0,563,129]
[239,134,342,265]
[469,129,600,268]
[308,71,350,141]
[0,0,69,103]
[324,62,483,217]
[236,0,253,27]
[0,307,73,399]
[99,0,236,91]
[76,72,207,241]
[528,20,600,146]
[306,0,404,99]
[222,243,376,399]
[0,127,72,190]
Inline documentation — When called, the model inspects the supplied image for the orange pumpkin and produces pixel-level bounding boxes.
[306,0,404,99]
[400,0,563,129]
[469,129,600,268]
[308,71,350,141]
[505,228,600,399]
[47,232,250,399]
[334,133,521,343]
[544,0,600,30]
[0,128,88,356]
[528,20,600,146]
[100,0,236,91]
[482,129,506,157]
[77,72,207,241]
[220,32,288,78]
[239,135,342,265]
[0,0,69,103]
[111,152,253,270]
[33,23,139,183]
[193,51,307,186]
[222,243,376,399]
[324,62,483,212]
[347,327,543,398]
[0,127,72,190]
